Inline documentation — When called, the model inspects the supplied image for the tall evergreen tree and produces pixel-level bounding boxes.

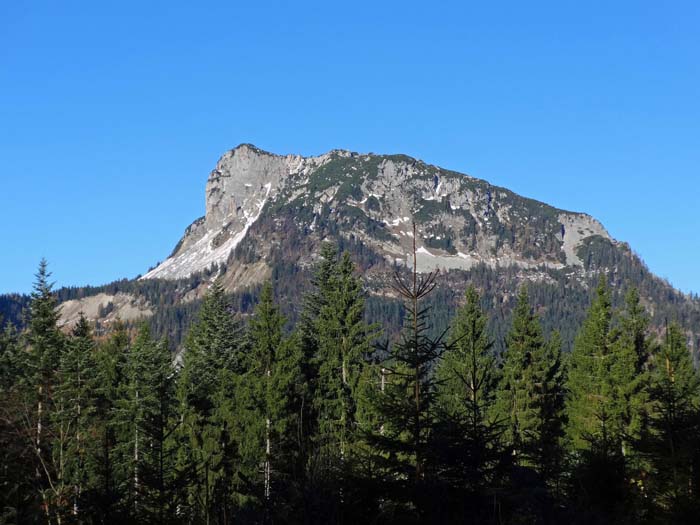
[493,287,565,475]
[495,286,547,464]
[645,322,700,519]
[366,225,446,520]
[53,313,98,520]
[530,330,566,486]
[566,276,618,451]
[25,259,66,523]
[295,242,341,521]
[565,276,639,520]
[299,243,339,367]
[613,288,654,455]
[313,254,377,470]
[92,320,130,522]
[433,285,506,518]
[0,321,35,522]
[176,280,244,523]
[137,335,179,524]
[114,324,179,523]
[241,282,304,518]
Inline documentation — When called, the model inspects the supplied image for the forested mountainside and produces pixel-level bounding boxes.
[2,248,700,524]
[3,145,700,523]
[2,144,699,358]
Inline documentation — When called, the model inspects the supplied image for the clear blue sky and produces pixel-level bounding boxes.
[1,1,698,295]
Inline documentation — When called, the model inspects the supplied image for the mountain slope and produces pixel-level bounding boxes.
[130,144,697,356]
[2,144,698,357]
[143,144,611,282]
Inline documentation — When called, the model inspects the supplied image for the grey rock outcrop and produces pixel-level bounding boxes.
[141,144,613,282]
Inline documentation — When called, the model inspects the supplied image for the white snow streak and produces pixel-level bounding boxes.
[142,183,272,280]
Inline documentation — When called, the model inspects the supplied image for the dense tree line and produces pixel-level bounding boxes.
[3,232,700,365]
[2,250,700,524]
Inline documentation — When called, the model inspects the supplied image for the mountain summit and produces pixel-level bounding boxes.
[143,144,611,282]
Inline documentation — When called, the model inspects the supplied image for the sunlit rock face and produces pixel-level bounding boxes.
[142,143,612,282]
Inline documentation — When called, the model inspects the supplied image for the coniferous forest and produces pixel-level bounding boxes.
[2,245,700,525]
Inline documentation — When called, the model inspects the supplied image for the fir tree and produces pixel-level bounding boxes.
[613,288,653,455]
[530,330,566,486]
[299,242,339,367]
[295,242,340,520]
[0,321,34,522]
[137,335,179,524]
[565,276,636,519]
[113,324,179,523]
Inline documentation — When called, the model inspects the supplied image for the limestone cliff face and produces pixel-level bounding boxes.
[142,145,338,280]
[141,144,613,283]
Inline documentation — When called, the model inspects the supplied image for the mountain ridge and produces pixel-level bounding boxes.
[142,143,612,282]
[2,144,698,359]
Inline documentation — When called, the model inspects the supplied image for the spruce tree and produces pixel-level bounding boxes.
[113,324,149,517]
[313,254,377,470]
[433,285,506,518]
[645,322,700,518]
[114,324,179,523]
[25,259,66,523]
[0,319,21,390]
[495,286,546,464]
[613,288,653,456]
[137,335,179,524]
[530,330,565,486]
[0,321,34,522]
[295,242,339,519]
[565,276,634,519]
[366,225,446,519]
[53,313,98,519]
[566,276,618,451]
[242,282,304,518]
[176,280,243,523]
[299,242,339,366]
[92,320,130,522]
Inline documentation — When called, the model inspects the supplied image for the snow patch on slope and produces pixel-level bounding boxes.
[142,184,272,280]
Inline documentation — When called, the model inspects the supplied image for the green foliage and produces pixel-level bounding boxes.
[51,314,99,518]
[566,276,619,450]
[0,321,34,523]
[91,320,130,521]
[564,279,656,522]
[176,280,245,521]
[495,286,566,483]
[26,260,68,522]
[644,322,700,519]
[3,254,700,524]
[413,199,446,222]
[238,282,304,517]
[432,286,508,518]
[495,286,548,461]
[313,253,378,458]
[363,252,446,520]
[437,286,497,430]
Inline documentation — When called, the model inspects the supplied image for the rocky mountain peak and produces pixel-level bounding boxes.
[142,145,612,282]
